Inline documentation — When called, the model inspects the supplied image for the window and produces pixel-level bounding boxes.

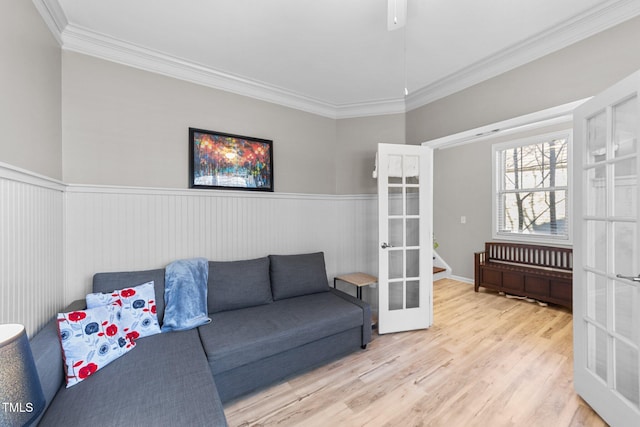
[493,131,572,243]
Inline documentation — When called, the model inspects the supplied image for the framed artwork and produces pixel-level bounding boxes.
[189,128,274,192]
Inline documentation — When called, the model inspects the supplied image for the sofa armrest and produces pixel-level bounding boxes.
[30,299,86,425]
[329,288,372,347]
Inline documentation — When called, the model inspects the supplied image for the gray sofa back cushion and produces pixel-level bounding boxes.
[208,257,273,313]
[92,268,166,324]
[269,252,330,300]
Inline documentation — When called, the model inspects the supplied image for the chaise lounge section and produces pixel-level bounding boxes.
[30,252,371,426]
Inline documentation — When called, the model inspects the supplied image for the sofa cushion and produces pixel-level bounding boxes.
[57,304,136,387]
[38,329,227,427]
[198,292,363,375]
[93,269,166,324]
[208,257,273,313]
[269,252,329,300]
[86,281,161,339]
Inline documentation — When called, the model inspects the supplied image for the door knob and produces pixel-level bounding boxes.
[381,242,393,249]
[616,274,640,282]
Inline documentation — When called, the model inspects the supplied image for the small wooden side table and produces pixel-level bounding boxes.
[333,272,377,300]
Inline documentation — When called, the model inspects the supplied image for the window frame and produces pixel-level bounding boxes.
[491,130,573,245]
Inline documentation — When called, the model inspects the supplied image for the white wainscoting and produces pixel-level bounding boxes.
[0,164,65,337]
[65,185,378,303]
[1,163,379,335]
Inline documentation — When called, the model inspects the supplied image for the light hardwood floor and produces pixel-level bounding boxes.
[224,278,607,427]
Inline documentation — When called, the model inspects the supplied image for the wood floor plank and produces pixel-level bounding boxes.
[224,278,607,427]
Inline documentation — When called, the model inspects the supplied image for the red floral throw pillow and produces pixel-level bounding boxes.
[86,281,161,340]
[57,304,136,387]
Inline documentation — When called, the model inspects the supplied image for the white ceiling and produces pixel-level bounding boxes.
[34,0,640,118]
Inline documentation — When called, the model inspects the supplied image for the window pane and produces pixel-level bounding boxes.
[500,190,567,235]
[495,133,570,240]
[502,139,568,190]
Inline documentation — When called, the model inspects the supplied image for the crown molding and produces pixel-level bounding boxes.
[405,0,640,112]
[334,98,406,119]
[60,24,408,120]
[35,0,640,118]
[61,25,347,119]
[31,0,67,45]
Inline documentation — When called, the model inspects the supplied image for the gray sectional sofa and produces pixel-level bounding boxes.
[29,252,372,426]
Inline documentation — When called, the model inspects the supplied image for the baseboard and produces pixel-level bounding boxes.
[450,274,474,285]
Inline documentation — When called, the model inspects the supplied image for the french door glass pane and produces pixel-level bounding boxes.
[389,218,403,247]
[586,220,607,273]
[613,96,638,159]
[389,251,403,280]
[389,187,402,215]
[613,222,635,274]
[406,281,420,309]
[389,281,403,311]
[613,159,637,217]
[404,155,420,184]
[586,165,606,217]
[614,279,636,340]
[587,323,608,382]
[388,155,402,184]
[587,272,607,326]
[407,187,419,215]
[406,218,419,247]
[406,249,419,278]
[615,339,640,407]
[587,111,607,164]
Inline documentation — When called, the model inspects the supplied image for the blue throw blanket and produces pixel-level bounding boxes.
[161,257,211,332]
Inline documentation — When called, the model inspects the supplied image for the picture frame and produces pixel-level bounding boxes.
[189,128,274,192]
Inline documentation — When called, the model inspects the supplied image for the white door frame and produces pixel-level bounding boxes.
[377,143,433,334]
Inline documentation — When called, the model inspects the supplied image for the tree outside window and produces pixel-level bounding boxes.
[493,131,571,242]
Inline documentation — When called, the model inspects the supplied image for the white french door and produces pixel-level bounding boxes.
[573,70,640,426]
[377,143,433,334]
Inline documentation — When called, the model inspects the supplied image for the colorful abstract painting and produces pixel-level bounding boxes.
[189,128,273,191]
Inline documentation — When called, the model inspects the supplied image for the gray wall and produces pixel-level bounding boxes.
[433,123,572,280]
[62,52,406,194]
[335,114,405,194]
[0,0,61,179]
[407,16,640,144]
[62,52,342,194]
[408,15,640,280]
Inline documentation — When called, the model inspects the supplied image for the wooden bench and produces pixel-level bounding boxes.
[474,242,573,309]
